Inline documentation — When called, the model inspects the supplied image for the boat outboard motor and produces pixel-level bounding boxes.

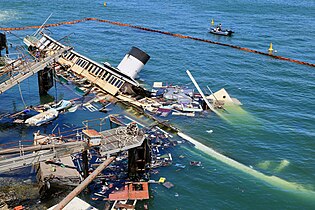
[117,47,150,79]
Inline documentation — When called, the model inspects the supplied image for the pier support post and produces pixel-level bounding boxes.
[0,32,9,57]
[109,120,113,129]
[128,139,150,180]
[38,66,54,95]
[81,150,89,179]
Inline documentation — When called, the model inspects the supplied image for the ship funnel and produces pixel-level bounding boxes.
[117,47,150,79]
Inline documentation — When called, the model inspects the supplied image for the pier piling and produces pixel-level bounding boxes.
[38,67,54,95]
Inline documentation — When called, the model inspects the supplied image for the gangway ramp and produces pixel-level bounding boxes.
[0,141,87,173]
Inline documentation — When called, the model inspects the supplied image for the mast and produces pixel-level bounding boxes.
[186,70,218,115]
[33,13,53,37]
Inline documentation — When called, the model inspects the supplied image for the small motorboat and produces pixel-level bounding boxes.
[209,27,234,36]
[25,108,59,126]
[50,100,73,111]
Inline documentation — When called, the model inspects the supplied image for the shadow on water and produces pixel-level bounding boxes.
[39,93,55,104]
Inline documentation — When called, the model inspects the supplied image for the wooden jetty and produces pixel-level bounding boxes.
[0,122,147,173]
[0,117,152,209]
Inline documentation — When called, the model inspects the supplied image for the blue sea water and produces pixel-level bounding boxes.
[0,0,315,209]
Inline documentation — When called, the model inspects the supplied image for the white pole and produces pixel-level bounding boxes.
[33,13,53,36]
[186,70,217,113]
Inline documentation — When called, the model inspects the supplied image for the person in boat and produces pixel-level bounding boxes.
[217,23,222,31]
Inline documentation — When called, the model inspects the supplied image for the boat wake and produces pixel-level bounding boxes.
[0,10,19,21]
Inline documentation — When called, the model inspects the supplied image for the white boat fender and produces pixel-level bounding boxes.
[206,130,213,133]
[168,153,173,161]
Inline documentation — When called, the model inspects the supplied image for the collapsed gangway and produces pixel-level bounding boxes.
[0,46,71,94]
[0,141,88,173]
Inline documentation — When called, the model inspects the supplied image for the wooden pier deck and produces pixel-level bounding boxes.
[99,126,146,156]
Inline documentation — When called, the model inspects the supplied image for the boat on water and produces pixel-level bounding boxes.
[25,108,59,126]
[209,27,234,36]
[50,99,73,111]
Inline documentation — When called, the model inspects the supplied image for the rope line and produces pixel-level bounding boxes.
[17,82,27,108]
[1,17,314,67]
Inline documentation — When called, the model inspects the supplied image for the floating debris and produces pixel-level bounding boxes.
[158,177,166,183]
[108,182,149,201]
[50,99,73,111]
[174,163,186,169]
[190,161,202,167]
[163,181,174,189]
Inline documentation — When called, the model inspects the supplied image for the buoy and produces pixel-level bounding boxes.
[211,19,214,26]
[158,177,166,183]
[104,2,107,7]
[268,42,273,52]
